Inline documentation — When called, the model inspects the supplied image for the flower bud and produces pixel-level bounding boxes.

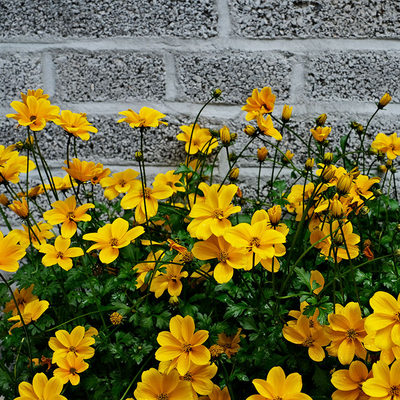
[230,132,238,141]
[257,147,268,162]
[305,158,315,171]
[267,205,282,226]
[323,153,334,165]
[220,126,231,145]
[282,150,294,164]
[135,151,144,161]
[213,88,222,99]
[229,167,239,182]
[331,198,344,218]
[360,206,369,216]
[228,152,237,162]
[169,296,179,305]
[244,125,256,136]
[397,224,400,232]
[281,105,293,123]
[316,113,327,126]
[391,167,397,173]
[377,151,385,161]
[110,312,123,325]
[378,93,392,109]
[378,165,387,173]
[333,233,344,246]
[337,174,352,195]
[368,147,378,155]
[0,194,9,206]
[322,165,336,182]
[386,159,393,168]
[373,188,383,197]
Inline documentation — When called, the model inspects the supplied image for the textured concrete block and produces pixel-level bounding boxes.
[54,51,166,102]
[229,0,400,39]
[305,52,400,102]
[0,54,43,106]
[175,51,293,104]
[0,0,218,39]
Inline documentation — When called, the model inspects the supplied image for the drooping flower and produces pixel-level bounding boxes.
[14,373,67,400]
[83,217,144,264]
[311,126,332,142]
[8,299,49,334]
[4,284,38,315]
[63,158,109,185]
[39,236,83,271]
[6,96,60,131]
[281,104,293,122]
[0,152,36,184]
[371,132,400,160]
[43,196,94,238]
[216,328,243,358]
[310,270,324,295]
[100,168,140,200]
[177,124,218,155]
[134,368,192,400]
[0,230,26,272]
[246,366,312,400]
[331,361,371,400]
[49,325,96,364]
[256,114,282,141]
[53,353,89,386]
[242,87,276,121]
[53,110,98,141]
[118,107,168,128]
[8,197,29,218]
[155,315,210,375]
[187,183,241,240]
[192,235,247,283]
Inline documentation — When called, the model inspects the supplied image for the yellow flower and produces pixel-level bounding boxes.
[326,303,367,365]
[0,231,26,272]
[282,314,330,362]
[362,359,400,399]
[4,284,38,315]
[207,385,231,400]
[179,361,218,396]
[281,104,293,122]
[46,175,77,191]
[310,270,324,295]
[120,181,173,224]
[14,373,67,400]
[53,352,89,386]
[100,168,140,200]
[331,361,371,400]
[54,110,98,141]
[256,114,282,141]
[49,325,96,364]
[371,132,400,160]
[110,312,123,325]
[39,236,83,271]
[217,328,243,359]
[8,197,29,218]
[282,150,294,164]
[118,107,167,128]
[20,89,49,104]
[83,217,144,264]
[257,147,268,162]
[134,250,165,289]
[192,235,247,283]
[378,93,392,109]
[43,196,94,238]
[349,174,380,210]
[134,368,192,400]
[177,124,218,155]
[187,183,241,240]
[311,126,332,142]
[63,158,109,184]
[8,299,49,334]
[0,152,35,184]
[242,87,276,121]
[154,170,185,194]
[155,315,210,375]
[247,366,312,400]
[150,258,189,298]
[12,221,55,250]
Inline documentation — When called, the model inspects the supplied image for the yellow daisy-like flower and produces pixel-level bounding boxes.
[8,299,49,334]
[43,195,95,238]
[154,170,185,194]
[207,385,231,400]
[53,352,89,386]
[8,197,29,218]
[14,373,67,400]
[155,315,211,375]
[0,230,26,272]
[247,366,312,400]
[63,158,109,185]
[176,124,218,155]
[39,236,83,271]
[242,87,276,121]
[311,126,332,142]
[118,107,167,128]
[20,89,50,104]
[179,361,218,397]
[11,221,55,250]
[54,110,98,141]
[134,368,192,400]
[217,328,243,359]
[256,114,282,141]
[7,96,60,131]
[100,168,140,200]
[371,132,400,160]
[133,250,165,289]
[83,217,144,264]
[49,325,97,364]
[4,284,38,316]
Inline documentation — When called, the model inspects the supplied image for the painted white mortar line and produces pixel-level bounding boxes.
[216,0,232,38]
[41,52,56,97]
[163,52,178,102]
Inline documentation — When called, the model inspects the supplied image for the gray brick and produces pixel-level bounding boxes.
[0,54,43,106]
[175,51,293,104]
[54,51,166,102]
[0,0,218,39]
[305,51,400,103]
[229,0,400,39]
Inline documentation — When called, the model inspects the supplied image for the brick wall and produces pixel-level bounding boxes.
[1,0,399,188]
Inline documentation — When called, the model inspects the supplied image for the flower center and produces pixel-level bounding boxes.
[109,238,119,247]
[157,394,169,400]
[67,211,76,220]
[69,346,77,353]
[333,233,344,246]
[119,180,126,187]
[395,312,400,322]
[249,237,261,248]
[273,397,283,400]
[181,251,193,263]
[30,115,37,122]
[182,343,192,352]
[302,336,314,347]
[70,367,77,375]
[213,209,224,219]
[56,251,64,259]
[390,386,400,397]
[218,251,229,263]
[183,372,193,381]
[346,329,358,339]
[143,188,152,198]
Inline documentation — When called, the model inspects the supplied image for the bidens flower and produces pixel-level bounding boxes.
[118,107,167,128]
[371,132,400,160]
[0,230,26,272]
[242,87,276,121]
[54,110,98,141]
[14,373,67,400]
[177,124,218,155]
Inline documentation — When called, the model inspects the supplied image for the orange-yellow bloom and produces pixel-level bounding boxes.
[310,270,324,294]
[311,126,332,142]
[256,114,282,141]
[63,158,109,184]
[14,373,67,400]
[83,217,144,264]
[177,124,218,155]
[217,328,243,358]
[134,250,165,289]
[8,299,49,334]
[53,353,88,386]
[4,284,37,316]
[8,197,29,218]
[155,315,210,375]
[0,230,26,272]
[179,361,218,396]
[207,385,231,400]
[154,170,185,194]
[54,110,97,141]
[247,366,312,400]
[242,87,276,121]
[43,196,94,238]
[118,107,167,128]
[371,132,400,160]
[100,168,140,200]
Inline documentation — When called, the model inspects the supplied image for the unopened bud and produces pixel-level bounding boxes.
[368,147,378,155]
[220,126,231,145]
[391,167,397,173]
[135,151,144,161]
[333,233,344,246]
[377,151,385,161]
[378,165,387,173]
[281,105,293,123]
[305,158,315,171]
[244,125,256,136]
[331,198,344,218]
[282,150,294,164]
[316,113,327,126]
[230,132,238,141]
[323,153,334,165]
[0,194,9,206]
[267,205,282,226]
[360,206,370,216]
[378,93,392,109]
[322,165,336,182]
[386,159,393,168]
[169,296,179,305]
[229,167,239,182]
[257,147,268,162]
[373,188,383,197]
[228,152,237,162]
[213,88,222,99]
[337,174,352,195]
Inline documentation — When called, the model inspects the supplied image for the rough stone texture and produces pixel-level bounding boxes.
[175,51,293,104]
[0,0,218,39]
[229,0,400,39]
[54,51,166,102]
[305,52,400,102]
[0,54,43,106]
